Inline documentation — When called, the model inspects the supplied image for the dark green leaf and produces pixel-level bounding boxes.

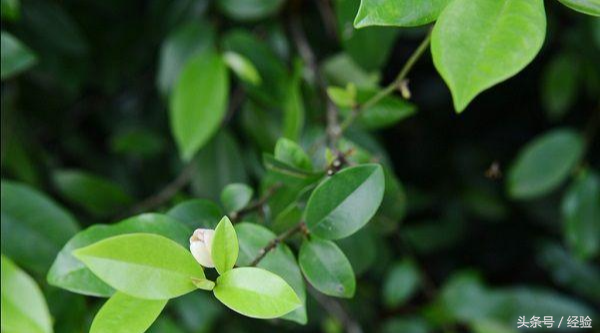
[1,32,37,80]
[541,54,580,121]
[1,0,20,21]
[355,0,451,28]
[305,164,385,239]
[507,129,584,199]
[558,0,600,16]
[383,259,421,308]
[221,184,253,213]
[167,199,223,230]
[299,237,355,298]
[1,180,79,275]
[216,0,284,21]
[344,89,416,129]
[274,138,312,171]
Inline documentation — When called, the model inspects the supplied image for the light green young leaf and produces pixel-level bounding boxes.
[157,21,215,96]
[383,259,421,308]
[327,86,356,108]
[354,0,451,28]
[53,170,133,217]
[1,255,52,333]
[223,51,261,85]
[431,0,546,112]
[1,180,79,275]
[1,31,37,80]
[562,171,600,260]
[507,129,584,200]
[213,267,301,319]
[171,52,229,161]
[48,213,190,297]
[74,233,204,300]
[235,222,307,324]
[274,138,312,171]
[558,0,600,16]
[299,237,356,298]
[191,277,216,291]
[305,164,385,240]
[221,184,253,213]
[90,292,167,333]
[211,216,239,274]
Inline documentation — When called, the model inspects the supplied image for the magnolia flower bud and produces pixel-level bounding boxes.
[189,228,215,268]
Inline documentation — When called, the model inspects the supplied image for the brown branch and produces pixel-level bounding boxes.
[307,286,364,333]
[249,222,306,266]
[118,160,196,219]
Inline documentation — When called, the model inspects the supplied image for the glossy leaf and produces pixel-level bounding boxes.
[383,259,421,308]
[355,0,451,28]
[48,213,190,297]
[235,222,307,324]
[213,267,301,319]
[507,129,584,199]
[346,90,416,129]
[1,31,37,80]
[562,171,600,260]
[1,255,52,333]
[305,164,385,240]
[171,52,229,161]
[53,170,133,217]
[432,0,546,112]
[1,180,79,275]
[211,216,238,274]
[299,237,355,298]
[221,184,253,213]
[167,199,223,229]
[74,233,204,300]
[157,21,215,96]
[558,0,600,16]
[223,51,261,85]
[90,292,167,333]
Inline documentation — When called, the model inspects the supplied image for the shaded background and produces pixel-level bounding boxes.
[1,0,599,332]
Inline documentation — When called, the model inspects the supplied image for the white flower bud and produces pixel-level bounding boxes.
[189,228,215,268]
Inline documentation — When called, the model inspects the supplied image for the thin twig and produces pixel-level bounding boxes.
[307,286,364,333]
[231,183,283,222]
[340,31,432,133]
[249,222,306,266]
[118,160,196,218]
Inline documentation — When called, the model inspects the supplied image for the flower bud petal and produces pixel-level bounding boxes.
[189,228,215,268]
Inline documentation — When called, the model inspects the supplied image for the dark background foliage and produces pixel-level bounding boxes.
[1,0,598,332]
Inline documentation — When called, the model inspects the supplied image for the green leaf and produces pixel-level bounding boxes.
[541,54,579,121]
[157,21,215,96]
[90,292,167,333]
[381,317,431,333]
[216,0,284,21]
[48,213,190,297]
[191,131,248,201]
[562,171,600,260]
[322,53,379,89]
[346,89,416,129]
[299,237,355,298]
[235,222,307,324]
[1,256,52,333]
[223,51,261,85]
[221,184,253,213]
[282,60,305,142]
[507,129,584,200]
[172,292,223,332]
[171,52,229,161]
[305,164,385,240]
[168,199,223,230]
[355,0,451,28]
[558,0,600,16]
[431,0,546,112]
[213,267,301,319]
[211,216,239,274]
[327,85,357,108]
[73,233,204,300]
[1,180,79,275]
[52,170,133,217]
[383,259,421,308]
[1,32,37,80]
[1,0,19,21]
[191,277,215,291]
[274,138,313,171]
